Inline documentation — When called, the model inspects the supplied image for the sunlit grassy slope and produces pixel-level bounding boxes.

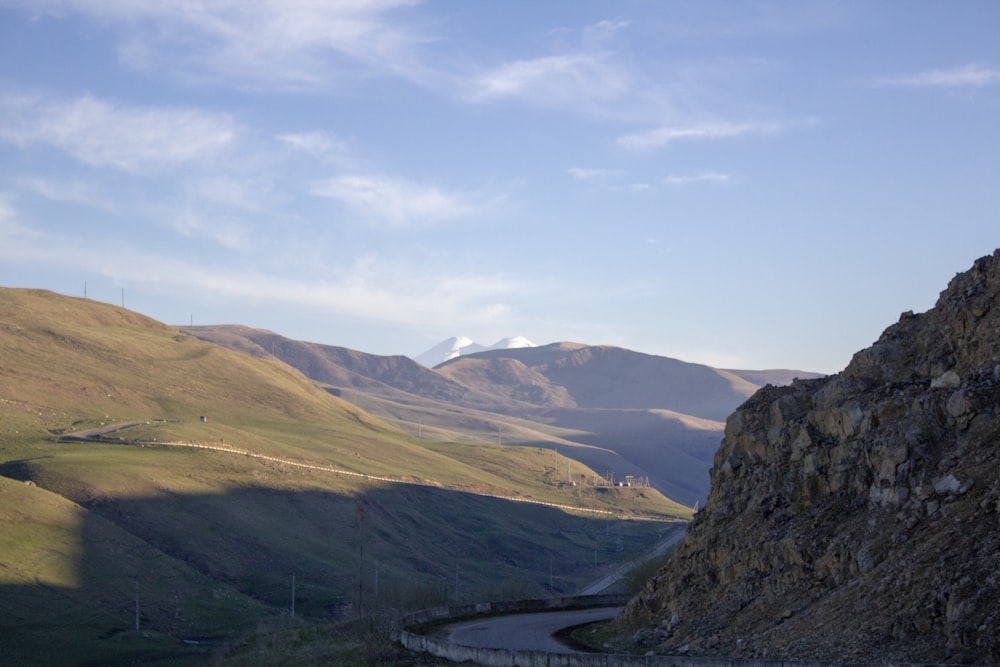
[0,288,686,664]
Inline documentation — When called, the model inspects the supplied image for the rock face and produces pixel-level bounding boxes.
[622,250,1000,663]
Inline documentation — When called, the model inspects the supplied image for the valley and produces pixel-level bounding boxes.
[0,287,685,665]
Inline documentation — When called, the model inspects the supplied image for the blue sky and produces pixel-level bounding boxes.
[1,1,998,374]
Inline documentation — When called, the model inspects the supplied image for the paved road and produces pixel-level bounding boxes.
[433,606,622,653]
[430,528,687,654]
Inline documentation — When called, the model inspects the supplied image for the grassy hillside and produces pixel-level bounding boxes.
[188,326,733,505]
[0,288,685,664]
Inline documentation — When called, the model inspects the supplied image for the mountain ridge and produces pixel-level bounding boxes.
[191,327,822,506]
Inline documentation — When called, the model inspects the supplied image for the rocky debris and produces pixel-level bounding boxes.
[620,249,1000,664]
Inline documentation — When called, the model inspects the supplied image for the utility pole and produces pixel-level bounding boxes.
[357,503,367,612]
[121,288,125,309]
[291,572,296,618]
[134,577,140,631]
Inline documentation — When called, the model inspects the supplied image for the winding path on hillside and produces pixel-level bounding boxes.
[60,421,682,522]
[578,527,685,595]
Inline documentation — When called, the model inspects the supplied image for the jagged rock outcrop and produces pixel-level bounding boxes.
[621,250,1000,663]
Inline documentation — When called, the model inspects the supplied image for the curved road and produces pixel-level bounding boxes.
[429,527,686,654]
[432,606,621,653]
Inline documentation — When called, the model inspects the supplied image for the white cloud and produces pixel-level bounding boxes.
[24,0,428,90]
[310,174,477,227]
[462,20,635,113]
[278,131,354,165]
[0,210,522,330]
[0,92,237,173]
[876,63,1000,88]
[614,183,653,193]
[16,176,117,210]
[566,167,623,180]
[663,171,733,186]
[466,53,629,106]
[0,195,18,228]
[169,209,250,252]
[616,120,783,151]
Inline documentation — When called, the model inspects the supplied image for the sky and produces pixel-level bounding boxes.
[1,1,999,374]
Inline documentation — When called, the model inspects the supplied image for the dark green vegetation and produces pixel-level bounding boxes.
[0,288,686,665]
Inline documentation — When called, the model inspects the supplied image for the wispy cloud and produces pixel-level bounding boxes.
[463,20,634,113]
[22,0,429,90]
[616,120,784,151]
[309,174,479,227]
[663,171,733,186]
[466,53,629,106]
[168,209,251,252]
[0,195,18,228]
[614,183,653,193]
[0,92,237,173]
[566,167,623,180]
[16,176,118,210]
[278,131,355,166]
[875,63,1000,88]
[0,207,522,329]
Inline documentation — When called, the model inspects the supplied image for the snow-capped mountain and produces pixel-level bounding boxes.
[414,335,536,368]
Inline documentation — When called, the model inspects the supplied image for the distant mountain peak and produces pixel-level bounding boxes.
[493,336,535,349]
[414,335,537,368]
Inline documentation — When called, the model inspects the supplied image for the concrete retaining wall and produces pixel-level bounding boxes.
[401,594,629,628]
[399,596,938,667]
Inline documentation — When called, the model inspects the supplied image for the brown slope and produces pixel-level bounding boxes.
[432,356,575,408]
[438,343,759,421]
[621,249,1000,663]
[189,325,492,406]
[0,290,352,427]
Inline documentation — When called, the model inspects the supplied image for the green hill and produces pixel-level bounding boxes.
[0,287,686,664]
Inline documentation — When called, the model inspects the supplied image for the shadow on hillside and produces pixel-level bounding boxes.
[0,465,675,664]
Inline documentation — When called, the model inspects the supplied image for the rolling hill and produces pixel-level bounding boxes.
[189,327,823,507]
[0,287,684,665]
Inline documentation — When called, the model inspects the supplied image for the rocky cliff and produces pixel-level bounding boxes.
[622,250,1000,664]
